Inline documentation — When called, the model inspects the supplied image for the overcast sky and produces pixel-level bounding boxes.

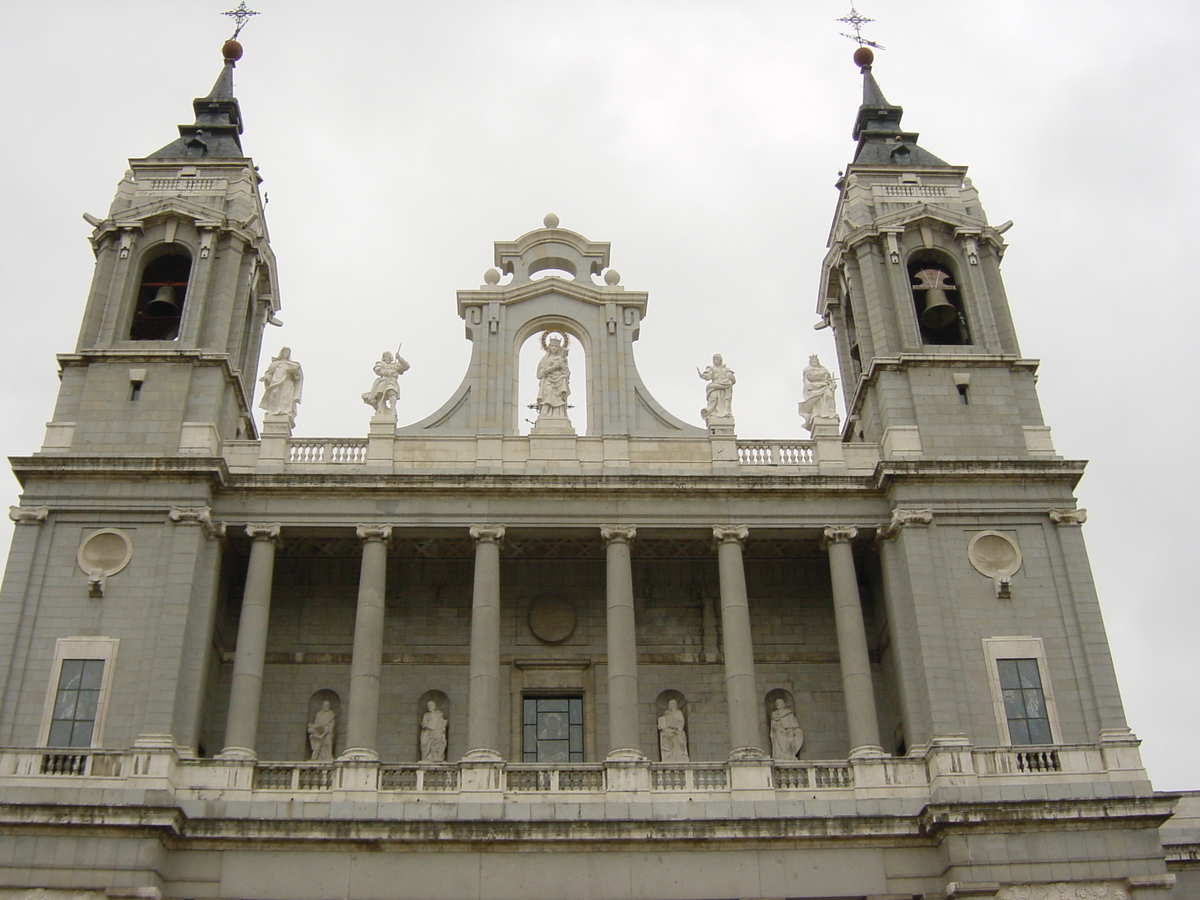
[1,1,1196,788]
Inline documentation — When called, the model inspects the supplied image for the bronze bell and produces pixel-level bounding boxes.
[145,285,179,317]
[912,269,958,328]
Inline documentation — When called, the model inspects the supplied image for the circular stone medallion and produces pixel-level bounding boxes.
[967,531,1022,580]
[77,528,133,578]
[528,597,577,644]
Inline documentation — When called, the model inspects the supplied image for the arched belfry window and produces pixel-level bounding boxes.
[908,258,971,346]
[130,250,191,340]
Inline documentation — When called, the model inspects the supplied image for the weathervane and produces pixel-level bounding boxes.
[837,4,884,50]
[222,2,260,39]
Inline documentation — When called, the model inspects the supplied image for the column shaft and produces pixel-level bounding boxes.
[826,529,883,754]
[222,525,280,758]
[714,526,763,755]
[343,525,391,758]
[602,526,641,756]
[466,525,504,757]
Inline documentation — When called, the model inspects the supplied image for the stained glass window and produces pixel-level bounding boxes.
[47,659,105,748]
[522,696,584,762]
[997,658,1052,745]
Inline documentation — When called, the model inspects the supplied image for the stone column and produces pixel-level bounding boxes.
[823,526,883,756]
[601,525,643,758]
[342,524,393,760]
[713,525,763,757]
[465,524,505,759]
[220,523,281,759]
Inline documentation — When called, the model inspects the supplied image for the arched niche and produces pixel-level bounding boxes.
[515,319,591,435]
[305,689,340,761]
[417,690,450,762]
[765,688,804,761]
[130,245,192,340]
[655,690,690,763]
[907,250,971,346]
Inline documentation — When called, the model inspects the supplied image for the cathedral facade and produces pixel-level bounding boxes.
[0,39,1196,900]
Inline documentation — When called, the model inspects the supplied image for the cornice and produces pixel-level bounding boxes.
[875,459,1087,490]
[457,278,648,316]
[9,456,229,488]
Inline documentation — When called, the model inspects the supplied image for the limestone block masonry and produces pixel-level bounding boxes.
[0,41,1187,900]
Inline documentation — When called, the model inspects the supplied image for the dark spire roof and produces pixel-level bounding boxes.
[851,65,948,167]
[146,58,246,159]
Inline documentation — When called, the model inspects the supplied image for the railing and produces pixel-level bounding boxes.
[508,765,605,792]
[379,765,459,791]
[773,763,853,789]
[882,185,949,197]
[973,747,1065,775]
[38,750,125,777]
[288,439,369,464]
[253,763,335,790]
[651,764,729,790]
[736,441,815,466]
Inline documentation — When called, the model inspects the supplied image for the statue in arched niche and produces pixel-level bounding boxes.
[307,699,337,761]
[420,699,448,762]
[535,331,572,420]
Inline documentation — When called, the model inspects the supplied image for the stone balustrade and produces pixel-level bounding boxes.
[0,742,1151,809]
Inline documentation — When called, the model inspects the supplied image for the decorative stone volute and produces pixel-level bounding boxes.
[168,505,226,539]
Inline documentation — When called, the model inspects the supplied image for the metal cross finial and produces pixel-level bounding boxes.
[222,2,260,39]
[837,4,885,50]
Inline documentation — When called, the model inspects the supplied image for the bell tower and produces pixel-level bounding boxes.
[44,40,278,457]
[818,50,1054,459]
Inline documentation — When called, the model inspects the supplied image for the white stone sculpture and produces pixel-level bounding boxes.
[797,354,839,431]
[306,700,336,760]
[420,700,448,762]
[769,698,804,760]
[657,698,689,762]
[697,354,735,421]
[361,349,410,415]
[535,331,571,420]
[259,346,303,419]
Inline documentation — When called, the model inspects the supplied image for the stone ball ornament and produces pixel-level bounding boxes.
[222,39,244,61]
[543,212,560,228]
[604,269,621,285]
[484,268,501,285]
[853,46,874,68]
[77,528,134,598]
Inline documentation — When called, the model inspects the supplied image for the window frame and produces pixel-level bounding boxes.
[982,636,1061,746]
[38,637,119,748]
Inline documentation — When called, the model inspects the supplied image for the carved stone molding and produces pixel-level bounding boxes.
[599,524,637,544]
[996,882,1129,900]
[1048,508,1088,526]
[8,505,49,525]
[355,523,394,543]
[469,524,506,544]
[822,525,859,547]
[168,506,226,539]
[244,523,282,545]
[711,525,749,545]
[875,507,933,542]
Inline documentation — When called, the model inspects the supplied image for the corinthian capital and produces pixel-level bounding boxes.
[1048,508,1087,526]
[712,525,749,545]
[469,524,506,544]
[169,506,226,539]
[356,523,394,543]
[600,524,637,544]
[245,523,282,545]
[8,505,49,525]
[822,525,859,547]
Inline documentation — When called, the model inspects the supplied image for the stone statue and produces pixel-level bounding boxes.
[259,346,303,419]
[657,698,689,762]
[361,349,410,415]
[797,354,838,431]
[697,354,735,421]
[420,700,448,762]
[535,332,571,419]
[306,700,336,760]
[769,698,804,761]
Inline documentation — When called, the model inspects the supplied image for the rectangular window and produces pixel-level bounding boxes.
[39,637,119,748]
[48,659,105,747]
[982,636,1060,746]
[996,658,1052,745]
[522,696,584,763]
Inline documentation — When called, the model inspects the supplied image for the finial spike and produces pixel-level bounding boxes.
[837,4,885,51]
